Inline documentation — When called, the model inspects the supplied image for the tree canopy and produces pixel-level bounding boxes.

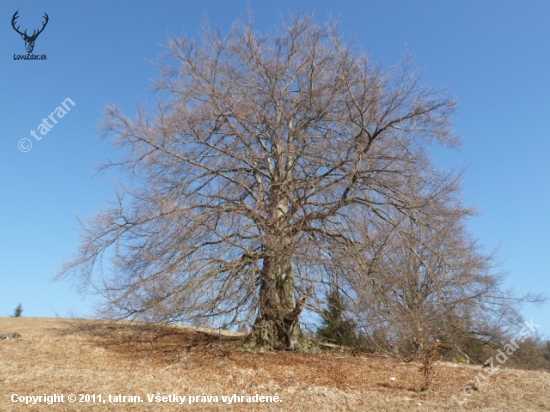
[58,14,543,352]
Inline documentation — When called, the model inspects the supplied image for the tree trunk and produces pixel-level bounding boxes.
[248,253,303,350]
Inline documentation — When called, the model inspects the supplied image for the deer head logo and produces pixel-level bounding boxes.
[11,11,49,54]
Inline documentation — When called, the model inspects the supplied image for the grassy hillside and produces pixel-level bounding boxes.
[1,317,549,411]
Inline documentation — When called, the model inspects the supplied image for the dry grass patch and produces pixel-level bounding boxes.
[1,317,549,411]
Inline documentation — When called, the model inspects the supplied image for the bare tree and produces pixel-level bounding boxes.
[344,198,545,360]
[58,14,467,350]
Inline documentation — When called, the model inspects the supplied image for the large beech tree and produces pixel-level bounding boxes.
[58,15,469,350]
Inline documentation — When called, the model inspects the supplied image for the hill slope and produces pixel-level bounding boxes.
[1,317,549,411]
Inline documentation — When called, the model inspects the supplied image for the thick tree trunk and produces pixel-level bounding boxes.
[248,254,304,350]
[245,183,307,350]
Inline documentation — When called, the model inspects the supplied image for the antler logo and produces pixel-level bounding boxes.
[11,11,49,54]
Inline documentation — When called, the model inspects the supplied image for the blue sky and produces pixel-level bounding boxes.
[1,0,548,337]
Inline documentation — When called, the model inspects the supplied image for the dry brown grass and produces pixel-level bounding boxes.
[1,317,549,411]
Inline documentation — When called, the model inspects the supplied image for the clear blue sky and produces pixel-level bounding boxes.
[1,0,548,337]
